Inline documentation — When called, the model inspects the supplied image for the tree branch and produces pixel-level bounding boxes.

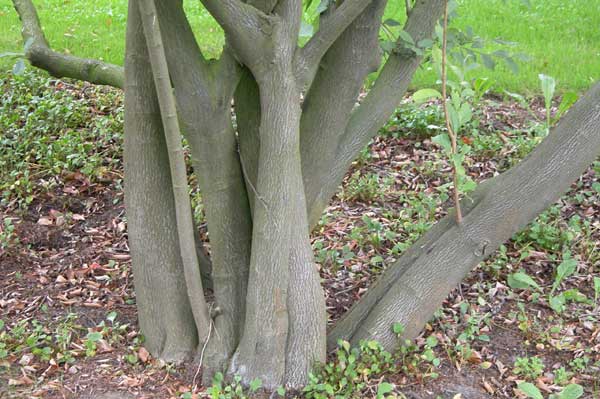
[304,0,445,227]
[294,0,374,91]
[12,0,124,88]
[199,0,274,69]
[300,0,388,227]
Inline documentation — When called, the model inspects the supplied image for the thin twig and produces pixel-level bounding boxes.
[192,305,214,390]
[441,0,463,224]
[405,0,411,17]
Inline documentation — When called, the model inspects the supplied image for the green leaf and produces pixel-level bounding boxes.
[432,134,452,154]
[517,382,543,399]
[0,320,4,330]
[384,18,401,27]
[249,378,262,392]
[299,21,314,38]
[86,331,103,342]
[367,340,380,350]
[12,59,25,75]
[558,384,584,399]
[399,30,414,45]
[507,272,541,291]
[380,41,397,53]
[459,102,472,126]
[481,53,496,70]
[447,102,461,132]
[594,277,600,302]
[504,57,520,74]
[426,335,438,348]
[106,311,118,323]
[376,382,394,398]
[316,0,331,13]
[276,386,286,396]
[549,294,566,313]
[417,38,434,49]
[554,92,578,122]
[392,323,405,335]
[412,88,442,104]
[459,177,477,193]
[552,258,578,293]
[539,74,556,110]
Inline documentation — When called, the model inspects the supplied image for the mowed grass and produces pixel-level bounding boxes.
[1,0,599,93]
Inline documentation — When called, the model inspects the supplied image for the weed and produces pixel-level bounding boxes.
[204,372,264,399]
[343,172,392,203]
[513,356,545,380]
[0,71,123,209]
[0,217,19,250]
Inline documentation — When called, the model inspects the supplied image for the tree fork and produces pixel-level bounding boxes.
[305,0,445,228]
[328,82,600,350]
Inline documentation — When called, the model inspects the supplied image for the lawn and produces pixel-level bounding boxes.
[1,0,599,93]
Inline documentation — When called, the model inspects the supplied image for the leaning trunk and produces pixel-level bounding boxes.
[329,82,600,350]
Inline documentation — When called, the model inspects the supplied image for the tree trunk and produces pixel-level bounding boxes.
[329,82,600,350]
[123,0,197,361]
[12,0,600,390]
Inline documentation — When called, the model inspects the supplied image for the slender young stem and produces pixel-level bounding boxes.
[138,0,211,341]
[441,0,463,224]
[405,0,411,16]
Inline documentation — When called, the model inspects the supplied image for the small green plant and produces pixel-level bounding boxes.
[0,218,19,250]
[517,381,583,399]
[343,172,392,203]
[513,356,545,380]
[538,74,578,134]
[553,366,573,386]
[303,339,397,399]
[0,71,124,209]
[206,372,263,399]
[84,331,103,357]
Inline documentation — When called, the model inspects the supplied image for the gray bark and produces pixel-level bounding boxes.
[329,82,600,350]
[301,0,388,227]
[153,0,253,379]
[138,0,211,343]
[122,0,197,361]
[12,0,600,391]
[230,67,301,388]
[305,0,446,227]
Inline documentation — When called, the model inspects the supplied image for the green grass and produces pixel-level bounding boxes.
[1,0,599,93]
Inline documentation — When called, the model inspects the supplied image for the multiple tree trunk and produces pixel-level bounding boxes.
[12,0,600,390]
